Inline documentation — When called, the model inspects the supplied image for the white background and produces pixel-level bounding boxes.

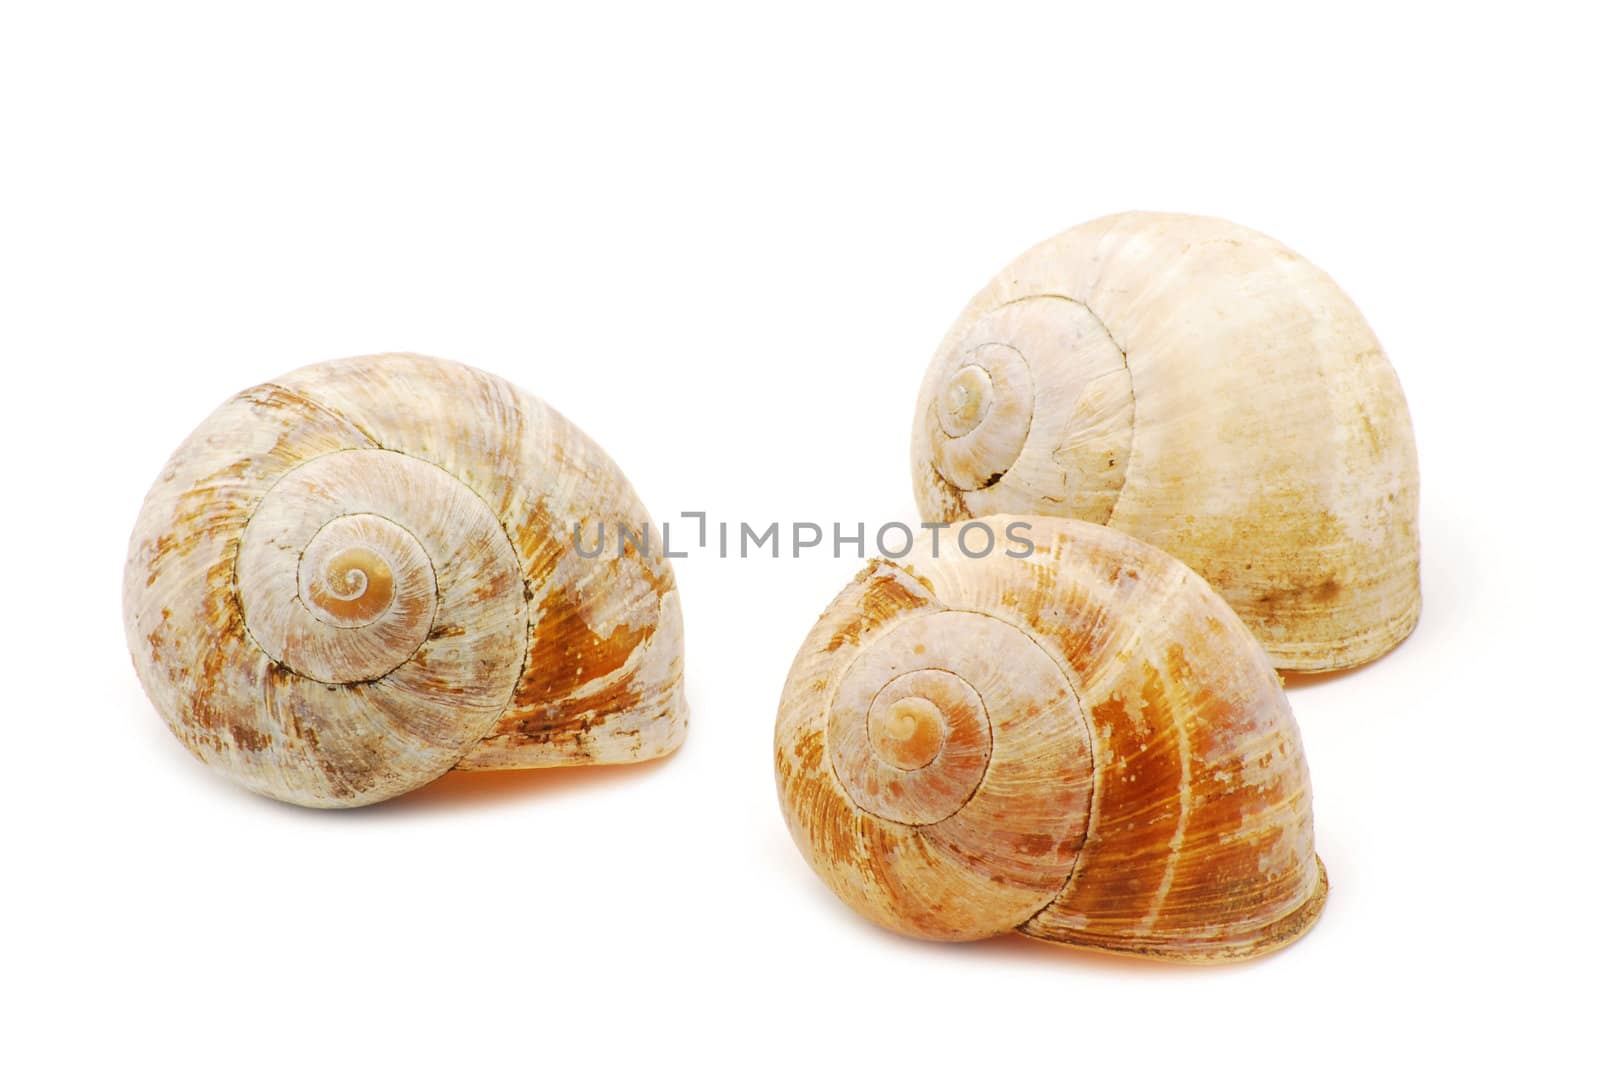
[3,2,1594,1067]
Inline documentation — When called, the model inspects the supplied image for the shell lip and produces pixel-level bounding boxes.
[1019,856,1330,964]
[1271,593,1422,674]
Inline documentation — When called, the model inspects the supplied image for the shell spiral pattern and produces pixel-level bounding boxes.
[912,211,1421,672]
[125,353,686,807]
[775,517,1327,961]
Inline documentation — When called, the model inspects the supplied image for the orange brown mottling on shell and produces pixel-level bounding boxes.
[912,211,1420,673]
[124,353,686,807]
[774,516,1325,961]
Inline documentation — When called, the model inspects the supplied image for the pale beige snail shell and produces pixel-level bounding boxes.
[775,516,1326,961]
[912,211,1420,672]
[124,353,686,807]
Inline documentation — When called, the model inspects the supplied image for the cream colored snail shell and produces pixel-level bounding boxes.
[912,211,1420,672]
[775,516,1326,961]
[124,353,686,808]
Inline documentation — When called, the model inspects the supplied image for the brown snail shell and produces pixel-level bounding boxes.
[775,516,1326,961]
[124,353,686,807]
[912,211,1420,672]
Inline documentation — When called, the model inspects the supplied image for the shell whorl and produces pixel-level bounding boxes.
[820,607,1094,938]
[912,211,1421,672]
[775,517,1326,960]
[919,296,1133,522]
[124,353,686,807]
[235,451,524,688]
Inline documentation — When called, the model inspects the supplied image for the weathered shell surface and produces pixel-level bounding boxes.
[775,516,1326,961]
[912,211,1420,672]
[125,353,686,807]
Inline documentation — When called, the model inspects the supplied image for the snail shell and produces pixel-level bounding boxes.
[124,353,686,807]
[912,211,1420,672]
[774,516,1326,961]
